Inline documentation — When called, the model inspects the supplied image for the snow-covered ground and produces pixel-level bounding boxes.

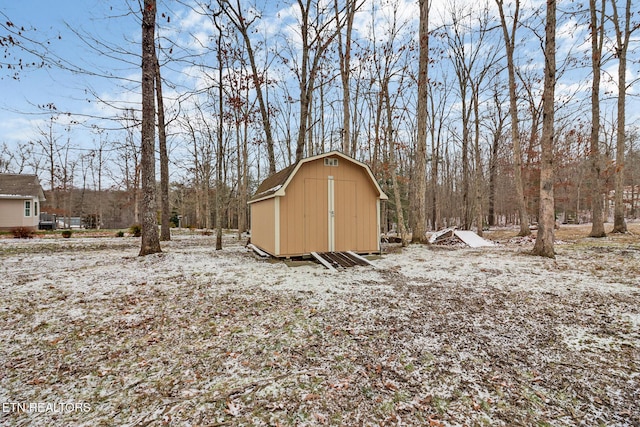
[1,230,638,426]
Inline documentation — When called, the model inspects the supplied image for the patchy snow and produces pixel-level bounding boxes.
[1,230,639,426]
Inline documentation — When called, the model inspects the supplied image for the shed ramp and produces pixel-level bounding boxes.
[311,251,373,270]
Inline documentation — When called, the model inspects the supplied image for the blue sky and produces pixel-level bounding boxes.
[1,1,145,144]
[2,0,639,182]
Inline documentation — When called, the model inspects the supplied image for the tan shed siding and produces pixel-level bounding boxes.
[274,157,381,256]
[250,198,276,255]
[250,153,384,258]
[278,171,305,256]
[280,160,333,256]
[356,169,379,252]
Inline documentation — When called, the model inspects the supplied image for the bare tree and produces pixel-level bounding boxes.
[0,10,52,80]
[445,4,474,230]
[139,0,161,256]
[212,10,225,250]
[0,141,37,173]
[610,0,636,233]
[290,0,341,162]
[37,117,60,208]
[532,0,556,258]
[589,0,606,237]
[220,0,277,175]
[485,81,508,228]
[496,0,530,236]
[155,51,171,241]
[382,67,409,246]
[88,130,109,229]
[428,76,452,232]
[334,0,361,156]
[411,0,430,243]
[114,110,142,226]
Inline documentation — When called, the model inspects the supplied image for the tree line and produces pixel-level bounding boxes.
[2,0,639,258]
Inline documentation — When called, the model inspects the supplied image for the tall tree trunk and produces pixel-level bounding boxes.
[461,105,471,230]
[488,86,504,228]
[589,0,606,237]
[384,85,408,246]
[411,0,429,243]
[97,146,103,229]
[236,120,243,239]
[488,131,499,227]
[237,112,249,237]
[533,0,556,258]
[473,86,484,237]
[139,0,161,256]
[611,0,631,233]
[430,121,441,231]
[295,0,312,163]
[335,0,356,156]
[215,18,224,250]
[293,0,342,162]
[496,0,530,236]
[155,53,170,241]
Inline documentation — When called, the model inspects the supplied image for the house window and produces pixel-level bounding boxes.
[324,158,338,167]
[34,201,39,217]
[25,200,31,217]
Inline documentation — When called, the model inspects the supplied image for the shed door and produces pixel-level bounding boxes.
[334,180,357,251]
[304,177,357,253]
[304,178,328,253]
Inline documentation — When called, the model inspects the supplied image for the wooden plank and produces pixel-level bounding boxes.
[346,251,375,267]
[429,227,456,244]
[247,243,269,258]
[337,252,360,267]
[310,251,337,271]
[325,252,354,267]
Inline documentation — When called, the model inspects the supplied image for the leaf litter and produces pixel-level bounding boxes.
[0,230,638,426]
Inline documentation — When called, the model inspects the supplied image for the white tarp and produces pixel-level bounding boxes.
[453,230,496,248]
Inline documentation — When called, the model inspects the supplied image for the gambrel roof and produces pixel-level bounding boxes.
[249,151,388,204]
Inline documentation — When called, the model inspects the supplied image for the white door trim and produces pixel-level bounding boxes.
[274,196,280,256]
[327,176,335,252]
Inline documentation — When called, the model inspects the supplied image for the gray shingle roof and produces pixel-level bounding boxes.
[249,163,297,202]
[0,174,46,200]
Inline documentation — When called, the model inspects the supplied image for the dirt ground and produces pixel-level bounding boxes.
[1,224,638,426]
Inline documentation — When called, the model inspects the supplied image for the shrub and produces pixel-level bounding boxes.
[115,230,125,238]
[61,230,72,238]
[11,227,35,239]
[129,224,142,237]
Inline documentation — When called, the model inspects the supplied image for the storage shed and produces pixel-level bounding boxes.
[248,151,388,258]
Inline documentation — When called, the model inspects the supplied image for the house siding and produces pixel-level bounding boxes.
[0,198,39,230]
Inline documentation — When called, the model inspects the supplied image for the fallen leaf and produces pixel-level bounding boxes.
[384,381,398,391]
[428,415,444,427]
